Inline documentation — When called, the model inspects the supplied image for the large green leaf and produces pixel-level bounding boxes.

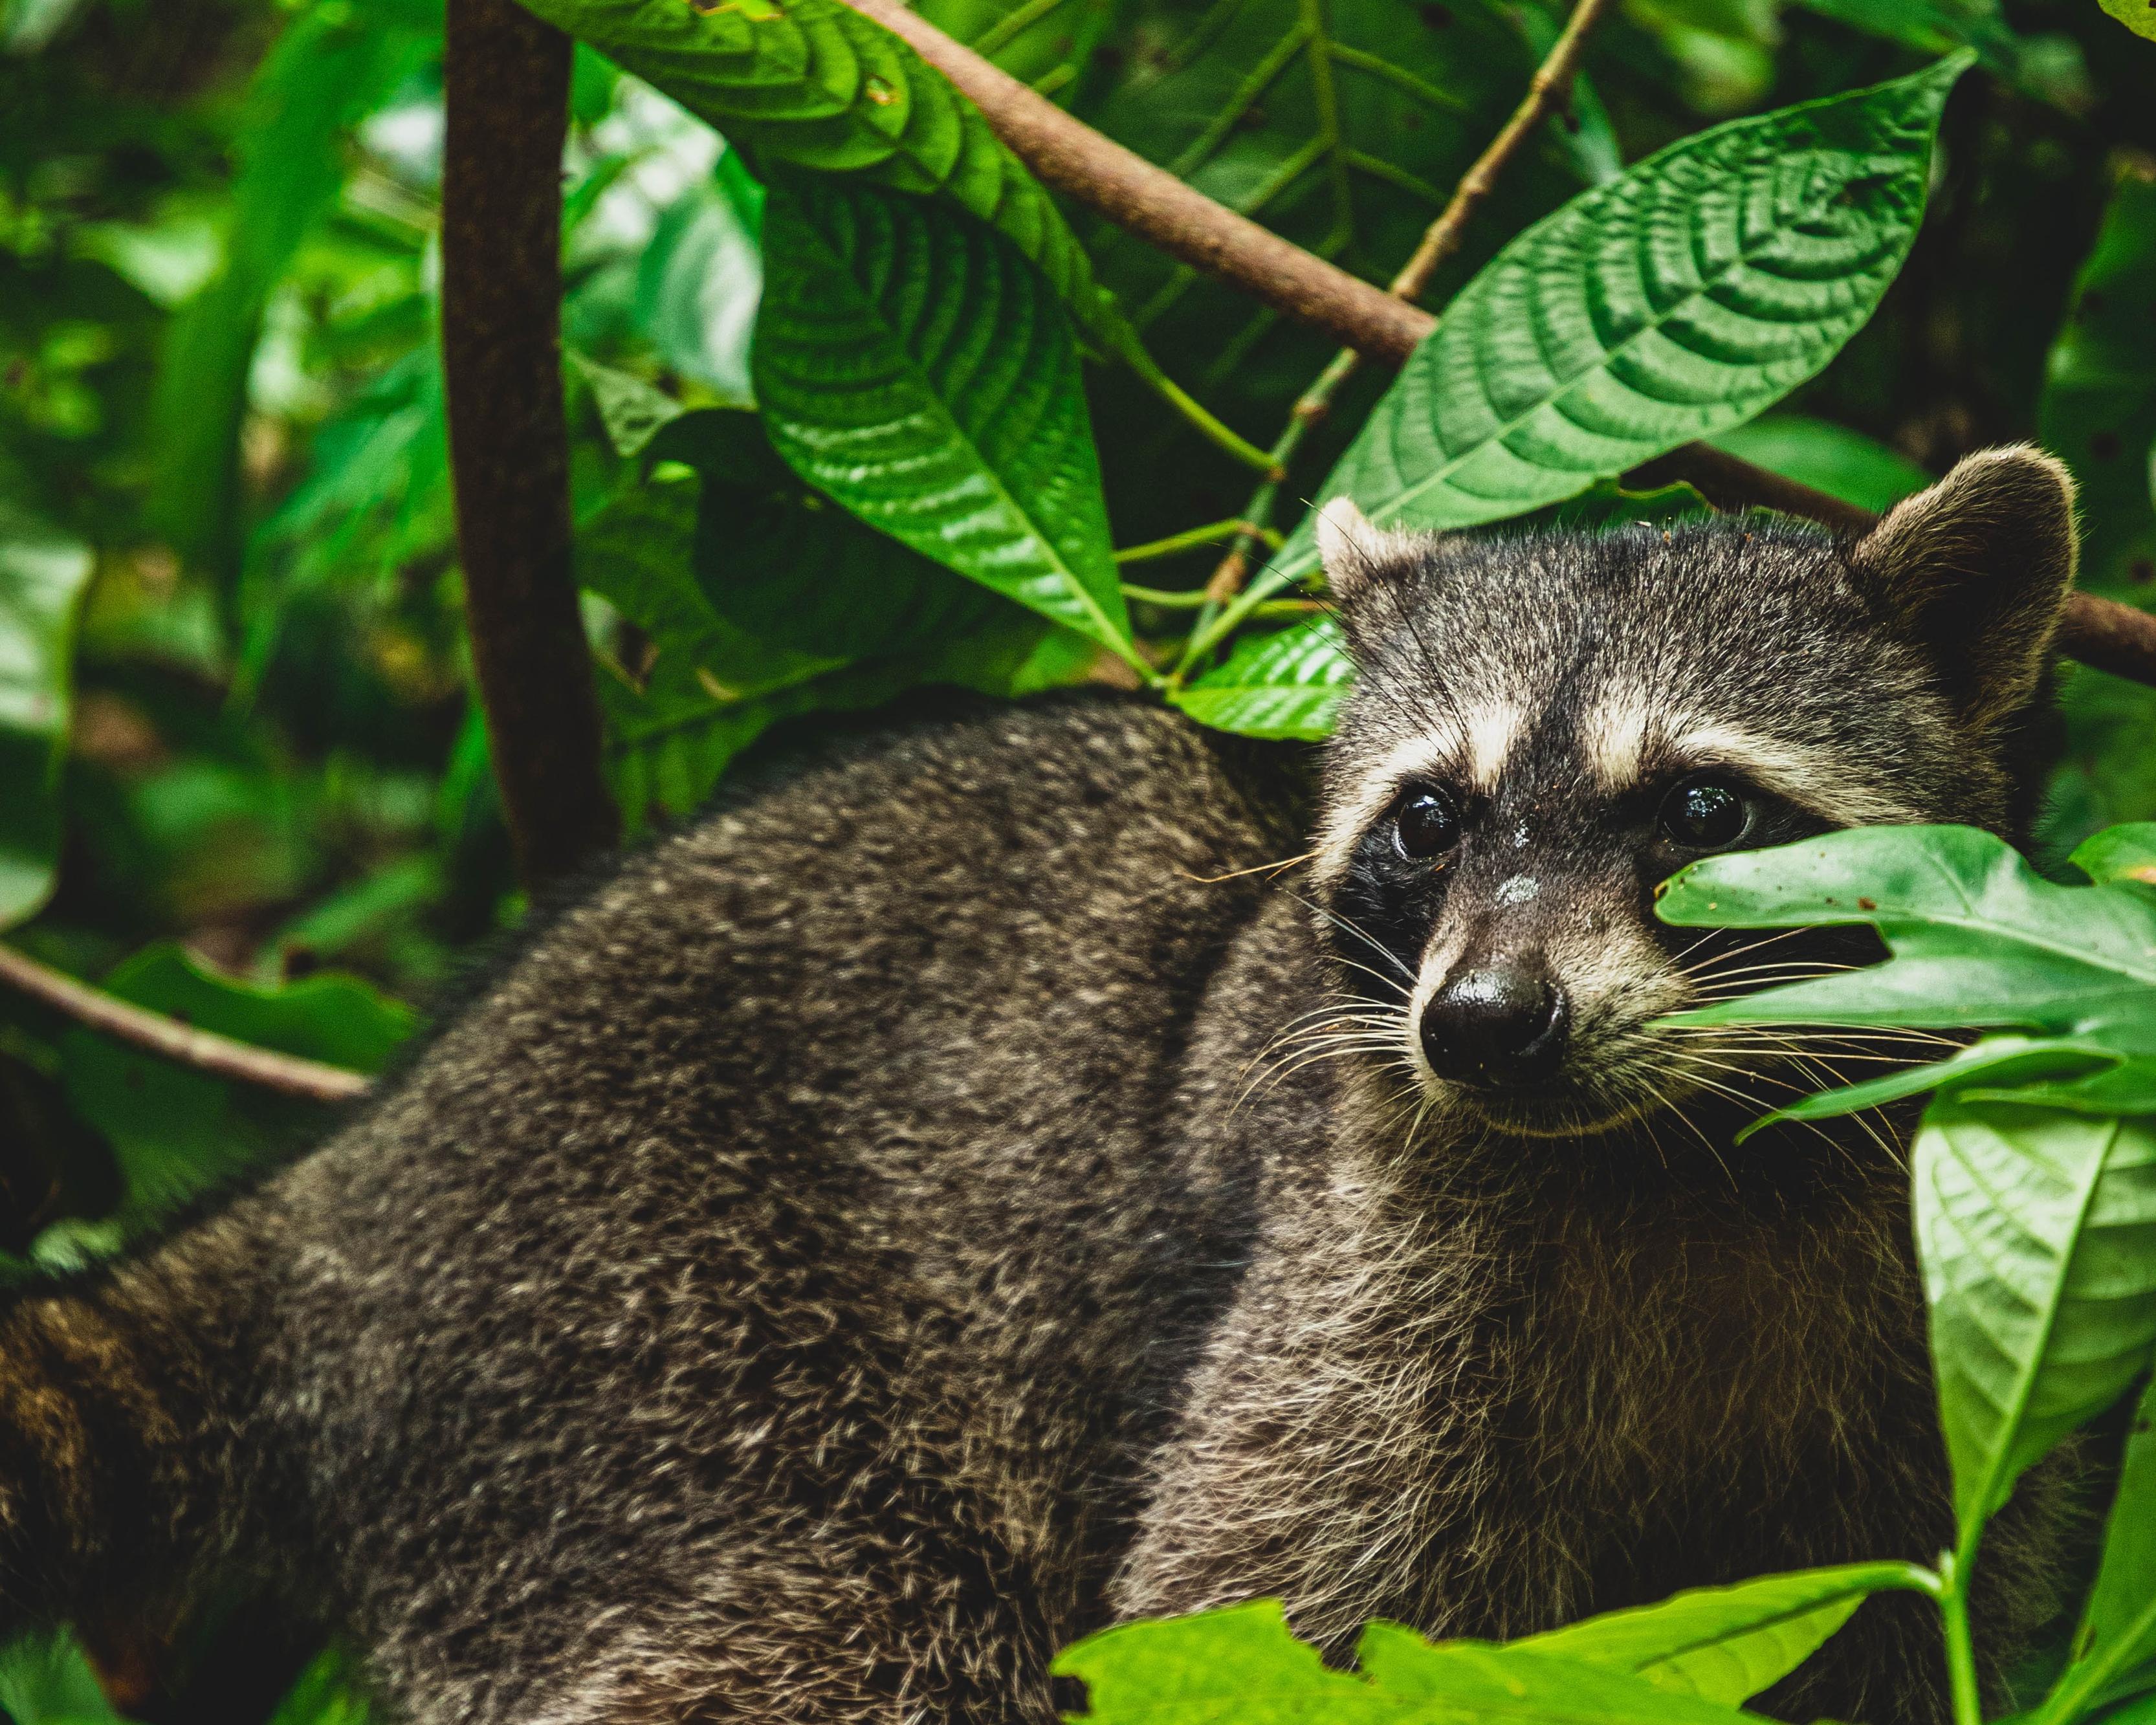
[753,176,1135,663]
[1172,614,1350,741]
[1270,56,1968,584]
[1913,1099,2156,1544]
[60,945,417,1220]
[2039,168,2156,596]
[509,0,1122,349]
[1511,1564,1914,1704]
[1055,1599,1759,1724]
[1655,824,2156,1115]
[0,500,92,930]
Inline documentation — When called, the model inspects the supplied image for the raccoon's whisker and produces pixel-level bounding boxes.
[1677,927,1823,976]
[1284,890,1418,987]
[1179,850,1319,885]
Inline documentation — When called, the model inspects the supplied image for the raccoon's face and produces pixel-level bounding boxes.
[1309,447,2078,1147]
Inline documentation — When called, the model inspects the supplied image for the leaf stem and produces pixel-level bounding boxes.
[1116,519,1282,566]
[1937,1549,1986,1725]
[1116,334,1280,474]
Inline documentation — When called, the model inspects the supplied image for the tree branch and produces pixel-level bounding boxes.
[846,0,2156,690]
[0,946,371,1105]
[441,0,619,888]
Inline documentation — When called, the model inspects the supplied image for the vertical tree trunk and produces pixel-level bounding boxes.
[440,0,618,889]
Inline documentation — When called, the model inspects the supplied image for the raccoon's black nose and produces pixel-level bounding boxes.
[1420,965,1567,1085]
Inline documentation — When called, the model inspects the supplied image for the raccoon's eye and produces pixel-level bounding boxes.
[1660,775,1751,850]
[1393,787,1462,861]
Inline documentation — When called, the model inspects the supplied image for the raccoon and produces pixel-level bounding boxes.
[0,446,2082,1724]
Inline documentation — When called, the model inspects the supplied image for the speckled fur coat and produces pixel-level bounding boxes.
[0,448,2089,1723]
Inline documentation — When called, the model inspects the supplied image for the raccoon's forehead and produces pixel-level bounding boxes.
[1321,522,1959,835]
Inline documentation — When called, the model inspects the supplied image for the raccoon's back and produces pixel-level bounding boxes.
[239,690,1308,1696]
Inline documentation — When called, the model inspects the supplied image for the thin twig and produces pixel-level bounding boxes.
[1389,0,1612,303]
[0,946,372,1104]
[842,0,2156,689]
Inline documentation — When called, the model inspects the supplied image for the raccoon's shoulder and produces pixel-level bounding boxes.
[399,689,1311,1079]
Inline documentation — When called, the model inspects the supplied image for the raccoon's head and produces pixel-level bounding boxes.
[1310,446,2077,1154]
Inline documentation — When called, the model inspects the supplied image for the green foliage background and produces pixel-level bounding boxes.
[5,0,2156,1717]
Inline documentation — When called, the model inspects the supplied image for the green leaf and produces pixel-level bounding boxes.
[509,0,1123,349]
[1173,615,1350,740]
[1053,1599,1760,1724]
[571,350,687,459]
[0,1632,131,1725]
[1914,1099,2156,1543]
[2097,0,2156,41]
[2040,168,2156,595]
[2040,1378,2156,1722]
[1706,414,1931,514]
[1272,56,1968,583]
[663,409,1003,660]
[60,944,417,1220]
[753,176,1135,663]
[149,0,437,572]
[262,1643,373,1725]
[2073,824,2156,887]
[1655,826,2156,1100]
[0,500,92,930]
[1512,1563,1916,1704]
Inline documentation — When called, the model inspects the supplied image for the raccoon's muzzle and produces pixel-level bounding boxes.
[1418,960,1567,1086]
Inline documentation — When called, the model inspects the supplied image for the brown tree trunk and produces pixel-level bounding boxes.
[441,0,618,889]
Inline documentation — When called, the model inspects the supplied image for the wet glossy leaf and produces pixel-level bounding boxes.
[1512,1563,1912,1704]
[754,177,1133,661]
[1273,56,1966,583]
[1914,1100,2156,1541]
[511,0,1123,349]
[0,500,92,930]
[1172,615,1350,740]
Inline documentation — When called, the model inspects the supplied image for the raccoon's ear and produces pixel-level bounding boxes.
[1849,445,2078,728]
[1315,498,1422,605]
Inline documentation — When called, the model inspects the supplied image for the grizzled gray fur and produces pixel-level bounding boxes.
[0,448,2086,1721]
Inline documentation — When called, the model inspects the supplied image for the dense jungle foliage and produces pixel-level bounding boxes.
[7,0,2156,1716]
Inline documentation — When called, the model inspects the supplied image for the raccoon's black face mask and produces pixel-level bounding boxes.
[1308,446,2078,1147]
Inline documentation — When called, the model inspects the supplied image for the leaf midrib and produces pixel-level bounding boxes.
[1948,1112,2124,1553]
[1376,137,1913,527]
[795,209,1130,656]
